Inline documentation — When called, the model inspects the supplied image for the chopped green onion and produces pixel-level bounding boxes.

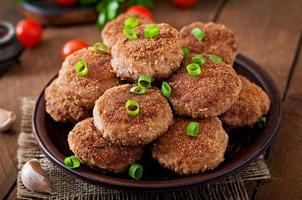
[92,42,108,54]
[192,54,206,65]
[124,17,139,29]
[191,27,205,41]
[257,116,267,128]
[64,155,80,169]
[144,25,159,39]
[138,75,152,88]
[209,54,222,63]
[186,122,200,137]
[123,28,137,40]
[161,82,171,99]
[186,63,201,77]
[182,47,190,58]
[106,1,120,20]
[125,100,140,116]
[130,85,147,95]
[97,11,107,29]
[128,163,143,180]
[75,60,89,77]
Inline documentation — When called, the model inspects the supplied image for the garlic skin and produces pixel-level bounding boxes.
[0,107,16,132]
[21,159,52,193]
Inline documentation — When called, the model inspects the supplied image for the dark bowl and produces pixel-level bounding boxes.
[33,54,281,191]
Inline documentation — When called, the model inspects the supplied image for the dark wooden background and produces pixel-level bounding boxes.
[0,0,301,199]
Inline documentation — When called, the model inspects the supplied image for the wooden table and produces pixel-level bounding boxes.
[0,0,301,199]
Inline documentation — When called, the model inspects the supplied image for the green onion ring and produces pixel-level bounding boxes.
[192,54,206,65]
[92,42,109,54]
[123,28,137,40]
[191,27,205,41]
[186,63,201,77]
[144,25,159,39]
[161,81,171,99]
[128,163,143,180]
[209,54,222,63]
[75,60,89,77]
[186,122,200,137]
[124,17,139,29]
[182,47,190,58]
[257,116,267,128]
[125,100,140,116]
[64,155,80,169]
[130,85,147,95]
[138,75,152,88]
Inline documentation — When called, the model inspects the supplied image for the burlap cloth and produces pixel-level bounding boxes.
[17,97,270,199]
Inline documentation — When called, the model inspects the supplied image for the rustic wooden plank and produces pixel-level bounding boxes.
[215,0,302,198]
[216,0,302,96]
[0,1,22,199]
[153,0,225,29]
[255,42,302,200]
[7,185,16,200]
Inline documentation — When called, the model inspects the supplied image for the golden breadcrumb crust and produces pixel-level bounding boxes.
[168,54,242,118]
[180,22,238,65]
[111,23,183,81]
[93,84,173,146]
[68,118,144,173]
[220,75,271,127]
[152,117,228,174]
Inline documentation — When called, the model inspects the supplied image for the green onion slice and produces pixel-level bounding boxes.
[186,122,200,137]
[75,60,89,77]
[128,163,143,180]
[192,54,206,65]
[257,116,267,128]
[107,1,120,20]
[182,47,190,58]
[209,54,222,63]
[64,155,80,169]
[124,17,139,29]
[186,63,201,77]
[130,85,147,95]
[144,25,159,39]
[191,27,205,41]
[123,28,137,40]
[125,100,140,116]
[92,42,108,54]
[161,82,171,99]
[138,75,152,88]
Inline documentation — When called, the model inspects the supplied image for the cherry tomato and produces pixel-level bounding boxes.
[173,0,198,8]
[56,0,77,6]
[61,39,88,59]
[15,19,43,47]
[127,6,154,21]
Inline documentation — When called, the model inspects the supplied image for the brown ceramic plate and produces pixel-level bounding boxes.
[33,54,281,191]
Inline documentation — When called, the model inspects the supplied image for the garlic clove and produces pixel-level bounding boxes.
[21,159,52,194]
[0,107,16,132]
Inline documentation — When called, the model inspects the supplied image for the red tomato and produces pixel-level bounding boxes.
[56,0,77,6]
[61,39,88,59]
[15,19,43,47]
[173,0,198,8]
[127,6,154,21]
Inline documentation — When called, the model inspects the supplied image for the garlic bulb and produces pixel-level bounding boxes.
[21,159,52,193]
[0,107,16,132]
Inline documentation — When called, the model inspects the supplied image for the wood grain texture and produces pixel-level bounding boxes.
[256,43,302,200]
[216,0,302,96]
[153,0,224,29]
